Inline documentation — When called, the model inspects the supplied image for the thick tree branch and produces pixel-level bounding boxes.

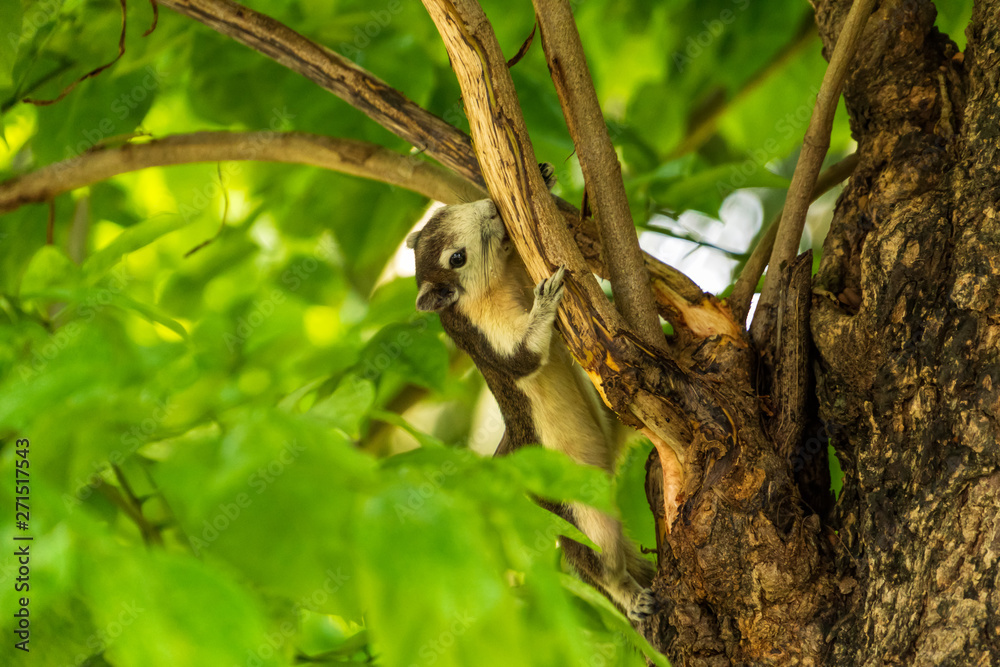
[155,0,725,341]
[729,152,858,324]
[532,0,664,352]
[0,131,484,214]
[756,0,876,316]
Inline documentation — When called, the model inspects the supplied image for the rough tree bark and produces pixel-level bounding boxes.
[809,0,1000,664]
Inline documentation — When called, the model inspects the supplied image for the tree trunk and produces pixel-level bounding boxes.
[641,1,1000,664]
[806,0,1000,663]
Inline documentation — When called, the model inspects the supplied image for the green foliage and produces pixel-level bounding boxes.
[0,0,21,91]
[0,0,973,664]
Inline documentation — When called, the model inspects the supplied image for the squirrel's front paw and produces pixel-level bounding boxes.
[533,266,566,314]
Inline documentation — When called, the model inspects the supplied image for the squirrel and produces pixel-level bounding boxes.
[406,164,656,621]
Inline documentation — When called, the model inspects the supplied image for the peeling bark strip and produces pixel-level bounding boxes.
[0,132,483,214]
[809,0,1000,664]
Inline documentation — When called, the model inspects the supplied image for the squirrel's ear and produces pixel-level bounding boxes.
[405,231,422,249]
[416,282,457,312]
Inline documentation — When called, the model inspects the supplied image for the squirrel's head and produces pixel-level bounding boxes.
[406,199,513,312]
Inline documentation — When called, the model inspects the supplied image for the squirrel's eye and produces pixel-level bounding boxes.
[449,249,466,268]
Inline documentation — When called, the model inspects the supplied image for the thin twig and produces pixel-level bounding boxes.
[1,62,73,115]
[46,200,55,244]
[110,464,164,547]
[506,24,537,69]
[24,0,128,106]
[145,0,160,36]
[729,152,858,323]
[157,0,481,185]
[184,163,230,257]
[756,0,877,317]
[533,0,665,352]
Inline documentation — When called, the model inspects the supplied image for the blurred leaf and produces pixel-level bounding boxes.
[616,439,657,553]
[494,447,615,515]
[371,409,447,449]
[32,66,158,165]
[358,320,449,391]
[654,162,789,215]
[935,0,973,49]
[81,547,279,667]
[559,574,670,667]
[311,375,376,438]
[19,244,80,296]
[82,215,188,282]
[89,182,143,228]
[0,0,21,88]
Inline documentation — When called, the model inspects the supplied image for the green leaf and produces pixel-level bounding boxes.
[358,320,449,391]
[0,0,22,87]
[32,67,159,165]
[16,286,188,340]
[935,0,973,49]
[653,162,789,215]
[83,215,188,282]
[111,291,189,339]
[494,447,615,515]
[311,375,376,438]
[80,546,278,667]
[19,245,80,296]
[559,574,670,667]
[370,408,447,448]
[616,439,657,552]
